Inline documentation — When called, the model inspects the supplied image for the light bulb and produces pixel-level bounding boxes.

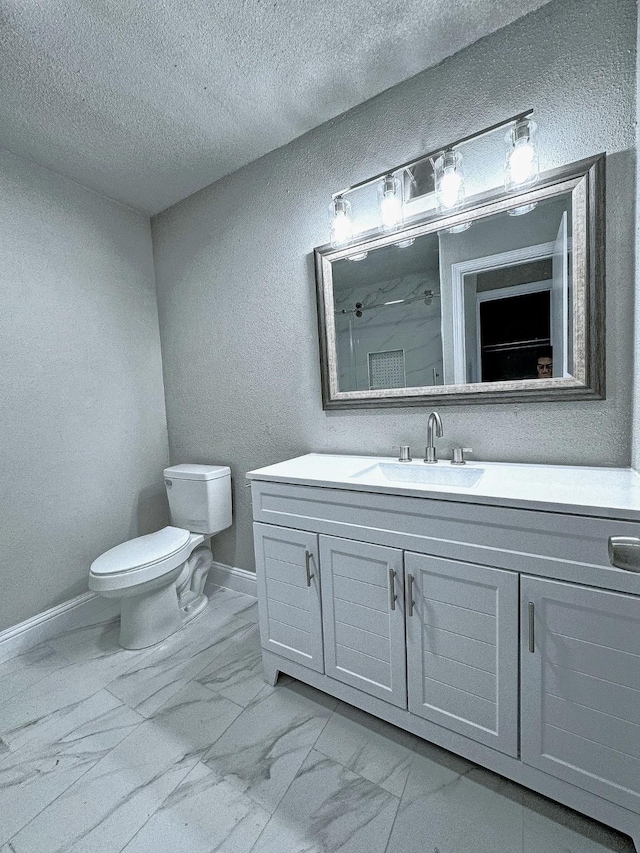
[377,175,403,232]
[332,212,352,243]
[435,150,465,212]
[440,170,463,208]
[505,119,539,191]
[509,142,535,184]
[381,194,402,228]
[329,196,353,247]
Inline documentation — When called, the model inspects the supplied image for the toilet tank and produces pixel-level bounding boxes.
[163,464,232,535]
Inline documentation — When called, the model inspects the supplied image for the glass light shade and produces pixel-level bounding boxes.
[508,202,538,217]
[378,175,404,232]
[329,195,353,247]
[505,119,539,191]
[447,221,472,234]
[434,150,465,212]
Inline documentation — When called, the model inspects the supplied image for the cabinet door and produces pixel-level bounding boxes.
[320,536,407,707]
[405,553,519,756]
[253,523,324,673]
[521,576,640,813]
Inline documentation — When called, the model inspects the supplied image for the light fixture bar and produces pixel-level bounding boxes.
[331,109,533,201]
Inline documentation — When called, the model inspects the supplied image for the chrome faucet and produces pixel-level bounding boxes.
[425,411,443,463]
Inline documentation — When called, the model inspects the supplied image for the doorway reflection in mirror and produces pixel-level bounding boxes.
[442,194,571,385]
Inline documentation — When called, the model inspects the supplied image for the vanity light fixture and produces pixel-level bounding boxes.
[327,109,535,246]
[394,237,415,248]
[505,118,539,191]
[329,195,353,248]
[434,149,465,212]
[378,174,404,231]
[347,251,369,261]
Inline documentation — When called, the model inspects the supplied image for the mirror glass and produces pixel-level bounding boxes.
[332,193,572,391]
[315,157,603,408]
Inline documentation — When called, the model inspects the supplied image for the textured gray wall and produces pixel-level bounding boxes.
[152,0,637,574]
[0,150,170,630]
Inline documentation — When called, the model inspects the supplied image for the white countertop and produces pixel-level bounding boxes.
[247,453,640,521]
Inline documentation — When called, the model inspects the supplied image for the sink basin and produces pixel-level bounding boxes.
[349,462,484,488]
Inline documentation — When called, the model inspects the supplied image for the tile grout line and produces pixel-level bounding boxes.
[89,648,254,851]
[0,643,80,711]
[184,623,259,702]
[3,597,259,852]
[183,617,257,689]
[382,750,416,853]
[244,683,340,852]
[245,691,410,853]
[312,700,417,800]
[116,613,263,851]
[100,611,255,716]
[6,616,253,852]
[0,676,119,760]
[5,696,147,850]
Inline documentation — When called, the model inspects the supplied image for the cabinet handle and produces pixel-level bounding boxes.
[407,573,414,617]
[608,536,640,572]
[304,550,314,587]
[528,601,535,653]
[388,569,397,611]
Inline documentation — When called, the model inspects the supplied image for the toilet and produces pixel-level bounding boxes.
[89,464,232,649]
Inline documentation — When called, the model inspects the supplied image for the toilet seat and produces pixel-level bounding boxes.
[89,526,193,593]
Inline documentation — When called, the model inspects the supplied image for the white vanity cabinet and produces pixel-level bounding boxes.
[249,468,640,851]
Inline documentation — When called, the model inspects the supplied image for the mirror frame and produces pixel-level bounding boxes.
[314,154,605,409]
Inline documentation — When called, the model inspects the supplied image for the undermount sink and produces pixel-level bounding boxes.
[349,461,484,488]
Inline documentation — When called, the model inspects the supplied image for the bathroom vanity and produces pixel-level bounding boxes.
[248,454,640,850]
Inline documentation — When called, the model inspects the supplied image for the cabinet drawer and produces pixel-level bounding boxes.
[253,523,324,673]
[251,480,640,594]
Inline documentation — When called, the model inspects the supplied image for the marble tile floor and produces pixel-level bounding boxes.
[0,587,635,853]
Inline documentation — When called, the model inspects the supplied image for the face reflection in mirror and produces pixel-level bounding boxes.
[536,353,553,378]
[331,191,573,393]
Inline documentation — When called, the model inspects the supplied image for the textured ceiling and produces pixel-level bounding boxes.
[0,0,552,214]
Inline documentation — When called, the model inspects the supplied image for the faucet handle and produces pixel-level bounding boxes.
[451,447,473,465]
[392,444,412,462]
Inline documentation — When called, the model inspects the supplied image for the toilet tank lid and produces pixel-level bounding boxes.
[164,464,230,481]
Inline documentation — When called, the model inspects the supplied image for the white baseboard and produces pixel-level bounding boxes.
[0,561,255,665]
[0,591,119,664]
[204,561,257,598]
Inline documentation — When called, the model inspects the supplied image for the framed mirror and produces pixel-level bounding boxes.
[314,155,604,408]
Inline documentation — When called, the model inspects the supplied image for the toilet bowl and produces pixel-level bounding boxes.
[89,464,232,649]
